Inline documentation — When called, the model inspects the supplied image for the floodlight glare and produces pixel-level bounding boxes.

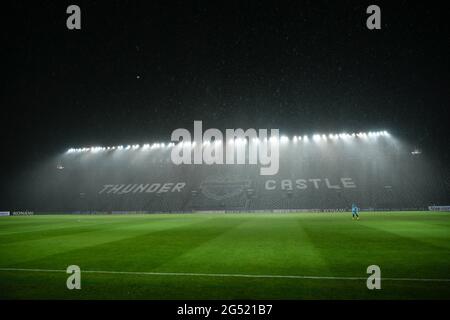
[65,129,391,153]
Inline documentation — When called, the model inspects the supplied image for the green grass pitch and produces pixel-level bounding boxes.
[0,211,449,299]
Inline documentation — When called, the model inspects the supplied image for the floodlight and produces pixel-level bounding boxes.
[269,136,278,143]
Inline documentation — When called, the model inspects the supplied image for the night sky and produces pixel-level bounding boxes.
[2,1,449,200]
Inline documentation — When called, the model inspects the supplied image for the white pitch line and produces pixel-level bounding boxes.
[0,267,449,283]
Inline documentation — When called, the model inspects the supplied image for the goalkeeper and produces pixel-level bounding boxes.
[352,203,360,220]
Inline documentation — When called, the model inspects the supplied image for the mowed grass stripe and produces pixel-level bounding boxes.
[361,219,450,250]
[0,212,449,299]
[0,215,214,268]
[3,216,244,272]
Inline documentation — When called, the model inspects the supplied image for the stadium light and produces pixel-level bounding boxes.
[65,129,391,154]
[235,138,247,145]
[357,132,367,138]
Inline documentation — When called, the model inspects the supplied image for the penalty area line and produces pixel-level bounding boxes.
[0,267,449,283]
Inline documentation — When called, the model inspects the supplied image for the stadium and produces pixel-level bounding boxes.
[13,130,450,213]
[1,0,449,306]
[1,129,449,300]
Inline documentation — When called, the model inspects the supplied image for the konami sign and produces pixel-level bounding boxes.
[265,178,357,190]
[99,182,186,194]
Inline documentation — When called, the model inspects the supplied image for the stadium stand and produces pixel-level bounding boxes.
[15,134,449,212]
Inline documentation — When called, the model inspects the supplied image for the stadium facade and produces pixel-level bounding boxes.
[12,132,450,213]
